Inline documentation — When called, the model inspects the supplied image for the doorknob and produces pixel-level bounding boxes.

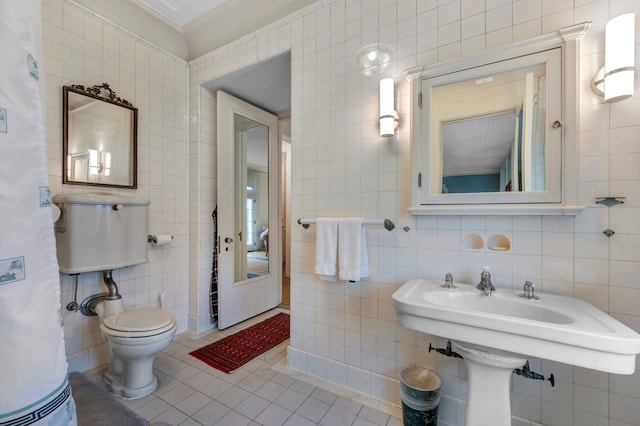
[224,237,233,243]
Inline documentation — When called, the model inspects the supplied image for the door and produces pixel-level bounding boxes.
[217,91,280,329]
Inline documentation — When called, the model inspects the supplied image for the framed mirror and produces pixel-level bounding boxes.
[405,23,590,215]
[63,84,137,188]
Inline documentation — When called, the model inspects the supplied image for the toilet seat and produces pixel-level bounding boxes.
[102,307,175,338]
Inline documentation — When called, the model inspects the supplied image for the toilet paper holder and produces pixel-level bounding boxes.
[147,234,174,244]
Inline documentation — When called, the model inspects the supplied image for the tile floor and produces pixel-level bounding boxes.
[84,308,403,426]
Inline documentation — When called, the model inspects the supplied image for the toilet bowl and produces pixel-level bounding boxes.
[97,300,177,399]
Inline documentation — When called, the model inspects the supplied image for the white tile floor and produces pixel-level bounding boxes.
[84,308,403,426]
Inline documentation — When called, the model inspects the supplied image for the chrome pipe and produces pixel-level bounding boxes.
[102,270,122,300]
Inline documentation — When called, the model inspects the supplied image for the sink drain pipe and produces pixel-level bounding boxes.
[513,361,555,386]
[428,340,554,386]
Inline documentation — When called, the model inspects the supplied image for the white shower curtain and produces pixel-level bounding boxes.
[0,1,77,425]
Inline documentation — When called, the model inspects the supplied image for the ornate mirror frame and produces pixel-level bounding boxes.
[62,83,138,189]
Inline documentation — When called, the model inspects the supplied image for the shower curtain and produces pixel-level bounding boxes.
[0,1,77,425]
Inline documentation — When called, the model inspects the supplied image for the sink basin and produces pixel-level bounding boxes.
[424,290,574,324]
[393,279,640,374]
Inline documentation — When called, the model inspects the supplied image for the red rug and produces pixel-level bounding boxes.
[190,312,290,373]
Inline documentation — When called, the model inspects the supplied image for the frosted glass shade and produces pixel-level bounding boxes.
[89,149,98,175]
[604,13,635,102]
[380,116,396,136]
[379,77,397,136]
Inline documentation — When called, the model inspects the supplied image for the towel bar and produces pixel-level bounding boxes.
[297,218,395,231]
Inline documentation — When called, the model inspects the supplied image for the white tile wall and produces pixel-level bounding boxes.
[40,0,640,424]
[186,1,640,425]
[41,0,189,372]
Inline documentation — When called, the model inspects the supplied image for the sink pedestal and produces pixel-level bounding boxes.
[453,341,527,426]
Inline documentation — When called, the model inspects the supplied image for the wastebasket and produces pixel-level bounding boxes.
[400,367,441,426]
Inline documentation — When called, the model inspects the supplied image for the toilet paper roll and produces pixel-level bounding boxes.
[150,234,173,247]
[50,204,61,222]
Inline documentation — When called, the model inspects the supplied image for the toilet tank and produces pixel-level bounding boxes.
[53,193,150,274]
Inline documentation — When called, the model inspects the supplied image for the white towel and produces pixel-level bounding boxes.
[338,218,369,282]
[314,218,338,281]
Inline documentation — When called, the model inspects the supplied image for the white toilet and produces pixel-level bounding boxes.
[96,299,176,399]
[53,193,177,399]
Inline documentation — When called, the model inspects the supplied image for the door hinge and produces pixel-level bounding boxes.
[418,172,422,188]
[418,91,422,108]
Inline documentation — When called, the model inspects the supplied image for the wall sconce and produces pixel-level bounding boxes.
[88,149,111,176]
[591,13,636,102]
[101,151,111,176]
[88,149,99,175]
[379,77,399,137]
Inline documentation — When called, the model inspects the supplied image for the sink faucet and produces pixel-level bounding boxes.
[519,281,540,300]
[476,266,495,296]
[442,272,456,289]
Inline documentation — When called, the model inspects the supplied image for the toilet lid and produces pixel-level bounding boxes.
[102,307,174,333]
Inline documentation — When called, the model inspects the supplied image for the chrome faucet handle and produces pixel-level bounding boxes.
[476,266,494,294]
[442,272,456,288]
[519,280,540,300]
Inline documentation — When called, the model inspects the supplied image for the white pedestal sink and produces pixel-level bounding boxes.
[392,279,640,426]
[452,341,526,426]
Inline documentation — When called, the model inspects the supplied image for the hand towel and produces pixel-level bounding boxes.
[314,218,338,281]
[338,217,369,282]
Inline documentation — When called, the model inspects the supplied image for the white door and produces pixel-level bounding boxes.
[217,91,280,329]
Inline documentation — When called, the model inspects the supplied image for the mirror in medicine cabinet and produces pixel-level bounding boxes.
[405,23,590,215]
